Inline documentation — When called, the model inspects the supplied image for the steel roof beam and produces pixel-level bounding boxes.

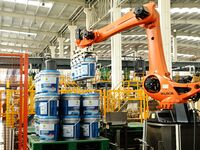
[0,44,40,52]
[172,19,200,26]
[0,36,49,45]
[46,0,85,6]
[0,10,67,24]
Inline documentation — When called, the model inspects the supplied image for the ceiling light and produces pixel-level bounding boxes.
[123,35,147,38]
[122,7,200,14]
[121,8,131,13]
[177,53,194,57]
[64,38,70,43]
[64,46,69,49]
[0,29,37,36]
[171,8,200,14]
[177,36,200,41]
[3,0,53,8]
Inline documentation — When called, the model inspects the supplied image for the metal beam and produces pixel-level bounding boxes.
[123,31,200,38]
[45,0,85,6]
[0,44,40,52]
[0,36,49,45]
[171,2,200,8]
[171,19,200,26]
[1,26,59,37]
[0,10,67,24]
[27,57,200,70]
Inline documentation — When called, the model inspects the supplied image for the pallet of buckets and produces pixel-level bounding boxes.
[30,69,109,150]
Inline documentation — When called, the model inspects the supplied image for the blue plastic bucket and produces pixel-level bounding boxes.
[35,73,41,94]
[71,66,75,80]
[77,64,82,79]
[34,115,39,135]
[74,66,78,80]
[62,116,80,140]
[81,58,96,78]
[35,95,39,115]
[39,116,59,141]
[39,70,60,93]
[37,93,59,116]
[82,93,100,115]
[60,94,80,117]
[82,115,100,138]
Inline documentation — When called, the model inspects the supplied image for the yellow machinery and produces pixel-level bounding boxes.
[103,89,148,122]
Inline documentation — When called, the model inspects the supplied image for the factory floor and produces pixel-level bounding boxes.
[0,119,5,150]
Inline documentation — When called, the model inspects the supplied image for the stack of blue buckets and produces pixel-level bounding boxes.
[60,93,100,139]
[60,93,81,140]
[81,93,100,138]
[34,69,60,141]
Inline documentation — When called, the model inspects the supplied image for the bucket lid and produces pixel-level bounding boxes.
[84,58,96,61]
[82,93,99,97]
[40,70,60,75]
[39,116,59,119]
[62,93,80,98]
[62,115,80,119]
[38,93,59,98]
[39,116,59,122]
[82,115,101,119]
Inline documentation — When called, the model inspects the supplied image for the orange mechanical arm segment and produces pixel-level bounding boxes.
[76,2,200,109]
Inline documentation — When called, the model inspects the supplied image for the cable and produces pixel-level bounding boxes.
[193,109,196,150]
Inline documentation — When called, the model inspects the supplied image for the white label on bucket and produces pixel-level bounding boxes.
[68,100,80,107]
[41,75,57,84]
[40,124,54,131]
[63,125,73,137]
[83,100,99,107]
[82,65,88,75]
[39,102,47,114]
[82,124,89,136]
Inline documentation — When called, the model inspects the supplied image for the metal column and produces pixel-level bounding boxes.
[57,37,65,58]
[173,32,178,62]
[111,0,122,89]
[84,8,92,30]
[50,45,56,58]
[68,26,77,59]
[158,0,172,74]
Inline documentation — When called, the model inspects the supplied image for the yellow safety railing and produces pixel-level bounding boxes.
[0,89,35,128]
[103,88,149,122]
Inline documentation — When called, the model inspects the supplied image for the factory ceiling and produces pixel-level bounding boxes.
[0,0,200,61]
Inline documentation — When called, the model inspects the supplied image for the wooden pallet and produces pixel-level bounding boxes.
[28,135,109,150]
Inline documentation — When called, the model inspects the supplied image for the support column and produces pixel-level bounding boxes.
[84,8,92,30]
[68,26,77,59]
[172,32,178,62]
[50,45,56,58]
[158,0,172,74]
[111,0,122,89]
[57,37,65,58]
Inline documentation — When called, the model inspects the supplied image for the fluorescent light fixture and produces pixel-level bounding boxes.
[0,48,32,54]
[0,29,37,36]
[177,36,200,41]
[177,53,194,57]
[64,46,69,49]
[123,35,147,38]
[122,7,200,14]
[171,8,200,14]
[3,0,53,8]
[64,38,70,43]
[121,8,131,13]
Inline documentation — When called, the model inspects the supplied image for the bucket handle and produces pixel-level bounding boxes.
[38,96,58,115]
[47,96,58,116]
[70,120,80,138]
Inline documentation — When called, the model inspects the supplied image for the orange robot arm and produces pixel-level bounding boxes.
[76,2,200,109]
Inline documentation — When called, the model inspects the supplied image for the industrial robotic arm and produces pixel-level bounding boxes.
[76,2,200,109]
